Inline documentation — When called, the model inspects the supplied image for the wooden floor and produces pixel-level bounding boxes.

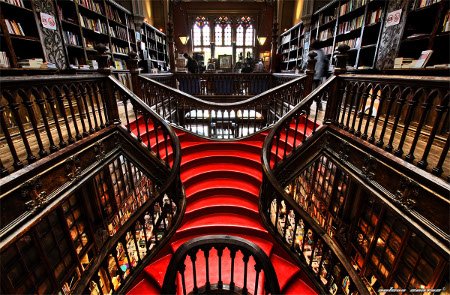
[1,99,448,181]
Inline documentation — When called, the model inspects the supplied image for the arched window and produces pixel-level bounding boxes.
[191,15,256,65]
[192,16,211,66]
[236,16,254,60]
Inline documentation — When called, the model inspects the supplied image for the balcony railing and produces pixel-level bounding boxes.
[130,55,315,139]
[0,60,184,295]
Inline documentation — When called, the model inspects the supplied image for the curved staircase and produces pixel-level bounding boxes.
[126,119,317,294]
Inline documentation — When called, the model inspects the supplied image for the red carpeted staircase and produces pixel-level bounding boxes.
[127,118,318,294]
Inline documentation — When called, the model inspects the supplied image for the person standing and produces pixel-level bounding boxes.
[310,41,329,110]
[310,40,328,89]
[183,53,199,73]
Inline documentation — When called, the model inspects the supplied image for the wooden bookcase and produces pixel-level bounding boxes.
[277,21,306,72]
[56,0,137,70]
[0,0,46,68]
[397,0,449,69]
[137,22,170,72]
[310,0,388,70]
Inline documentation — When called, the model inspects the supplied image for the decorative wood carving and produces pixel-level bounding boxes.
[65,155,81,181]
[394,176,418,211]
[32,0,66,69]
[375,0,409,70]
[21,176,48,213]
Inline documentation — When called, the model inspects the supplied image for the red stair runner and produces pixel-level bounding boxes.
[127,123,317,294]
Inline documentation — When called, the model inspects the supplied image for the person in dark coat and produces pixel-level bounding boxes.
[183,53,199,73]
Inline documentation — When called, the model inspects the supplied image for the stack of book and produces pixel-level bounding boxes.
[18,58,44,68]
[0,52,11,68]
[4,19,25,36]
[80,16,107,34]
[394,57,416,68]
[105,5,123,24]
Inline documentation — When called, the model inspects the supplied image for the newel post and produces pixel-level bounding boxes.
[305,51,317,96]
[126,51,142,98]
[324,44,350,124]
[95,43,120,125]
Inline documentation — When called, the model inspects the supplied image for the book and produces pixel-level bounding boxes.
[0,51,11,68]
[413,50,433,68]
[442,10,450,32]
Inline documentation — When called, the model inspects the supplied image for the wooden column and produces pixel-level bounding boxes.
[270,22,279,73]
[126,51,142,98]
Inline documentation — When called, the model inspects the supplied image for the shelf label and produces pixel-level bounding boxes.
[385,9,402,28]
[40,12,57,31]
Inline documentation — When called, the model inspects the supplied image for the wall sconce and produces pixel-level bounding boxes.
[179,36,189,45]
[257,36,267,46]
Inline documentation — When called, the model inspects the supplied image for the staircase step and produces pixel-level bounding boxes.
[182,205,260,227]
[186,195,259,214]
[283,272,318,295]
[127,279,160,295]
[185,177,260,199]
[177,213,266,233]
[143,253,172,288]
[187,187,259,203]
[270,254,301,291]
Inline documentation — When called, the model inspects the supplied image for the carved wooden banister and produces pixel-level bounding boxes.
[0,74,184,295]
[161,235,281,295]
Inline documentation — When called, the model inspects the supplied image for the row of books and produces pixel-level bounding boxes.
[2,0,25,8]
[80,16,107,34]
[281,34,291,44]
[319,28,334,40]
[78,0,104,14]
[111,44,129,55]
[412,0,442,9]
[109,25,128,40]
[64,30,81,46]
[84,37,95,49]
[4,19,25,36]
[0,51,10,68]
[322,45,334,55]
[336,37,361,49]
[366,8,382,25]
[105,4,124,24]
[114,59,126,70]
[319,14,336,26]
[338,15,364,34]
[339,0,373,16]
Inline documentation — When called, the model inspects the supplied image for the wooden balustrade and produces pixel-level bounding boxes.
[332,74,450,179]
[161,235,280,295]
[261,73,369,294]
[138,74,308,139]
[0,70,184,295]
[0,74,113,177]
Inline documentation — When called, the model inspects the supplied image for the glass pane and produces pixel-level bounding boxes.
[245,25,254,46]
[224,24,232,46]
[193,25,201,46]
[236,25,244,46]
[215,25,222,45]
[203,24,210,44]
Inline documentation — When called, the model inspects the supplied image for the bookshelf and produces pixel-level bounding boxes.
[0,0,46,68]
[396,0,449,69]
[310,0,387,70]
[277,21,306,72]
[56,0,136,71]
[137,22,170,72]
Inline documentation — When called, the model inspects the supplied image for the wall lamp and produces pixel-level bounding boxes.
[257,36,267,46]
[179,36,190,45]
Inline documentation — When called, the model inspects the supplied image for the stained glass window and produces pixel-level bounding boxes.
[193,24,201,46]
